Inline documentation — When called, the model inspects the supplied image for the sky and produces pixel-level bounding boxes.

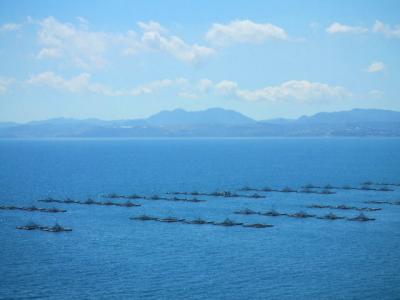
[0,0,399,122]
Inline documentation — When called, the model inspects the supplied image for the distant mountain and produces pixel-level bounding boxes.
[147,108,255,126]
[0,108,399,138]
[0,122,18,128]
[295,108,400,124]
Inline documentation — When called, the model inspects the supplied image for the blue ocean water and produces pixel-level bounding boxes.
[0,138,399,300]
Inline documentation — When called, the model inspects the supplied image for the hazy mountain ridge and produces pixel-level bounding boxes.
[1,108,399,137]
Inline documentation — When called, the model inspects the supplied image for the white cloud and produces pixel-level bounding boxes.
[0,77,14,93]
[138,21,215,64]
[214,80,239,94]
[366,61,385,73]
[0,23,22,32]
[27,71,93,92]
[368,90,383,98]
[130,79,173,96]
[179,91,199,99]
[235,80,349,102]
[173,79,350,103]
[326,22,368,34]
[24,71,352,104]
[372,20,400,38]
[37,17,109,69]
[138,21,167,33]
[26,71,187,97]
[26,71,124,96]
[35,17,214,68]
[205,20,288,46]
[37,47,63,59]
[118,30,145,56]
[197,79,213,93]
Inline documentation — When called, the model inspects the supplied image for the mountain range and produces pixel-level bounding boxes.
[1,108,399,138]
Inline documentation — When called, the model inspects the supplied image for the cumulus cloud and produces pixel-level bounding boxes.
[214,80,239,94]
[27,71,93,92]
[37,47,63,59]
[326,22,368,34]
[327,20,400,38]
[372,20,400,38]
[234,80,349,102]
[35,17,215,68]
[26,71,187,97]
[37,17,109,69]
[178,91,199,99]
[180,79,350,103]
[0,77,14,93]
[368,90,383,98]
[24,72,352,103]
[0,23,22,32]
[366,61,385,73]
[197,79,213,93]
[138,21,167,33]
[205,20,288,46]
[130,79,174,96]
[138,21,215,64]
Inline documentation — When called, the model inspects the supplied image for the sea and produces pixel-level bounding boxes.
[0,138,399,299]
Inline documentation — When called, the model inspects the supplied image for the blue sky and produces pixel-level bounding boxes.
[0,0,399,122]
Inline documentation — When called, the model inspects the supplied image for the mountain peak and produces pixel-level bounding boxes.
[146,107,255,126]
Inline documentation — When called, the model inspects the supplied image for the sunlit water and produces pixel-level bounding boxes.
[0,138,399,299]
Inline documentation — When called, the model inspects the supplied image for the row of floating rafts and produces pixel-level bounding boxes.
[302,181,397,190]
[240,186,336,194]
[0,205,66,213]
[130,215,273,228]
[103,193,206,202]
[166,191,265,198]
[16,222,72,232]
[39,197,141,207]
[306,204,381,211]
[234,208,376,221]
[240,184,394,193]
[365,200,400,206]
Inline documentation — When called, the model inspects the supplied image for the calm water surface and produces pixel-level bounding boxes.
[0,138,399,299]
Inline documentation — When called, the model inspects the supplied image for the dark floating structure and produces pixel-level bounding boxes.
[159,216,186,223]
[184,218,213,225]
[16,222,72,232]
[375,182,400,187]
[307,204,381,212]
[130,214,159,221]
[242,223,273,228]
[299,183,395,192]
[347,213,375,222]
[289,211,316,218]
[281,187,297,193]
[213,218,243,226]
[235,208,287,217]
[167,191,265,199]
[130,215,272,229]
[236,207,378,222]
[38,198,141,207]
[170,197,205,203]
[260,209,287,217]
[104,193,206,203]
[16,221,40,230]
[320,189,335,195]
[103,193,145,199]
[240,185,336,195]
[0,205,66,213]
[234,208,258,215]
[145,195,206,203]
[317,212,345,220]
[41,223,73,232]
[364,200,400,206]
